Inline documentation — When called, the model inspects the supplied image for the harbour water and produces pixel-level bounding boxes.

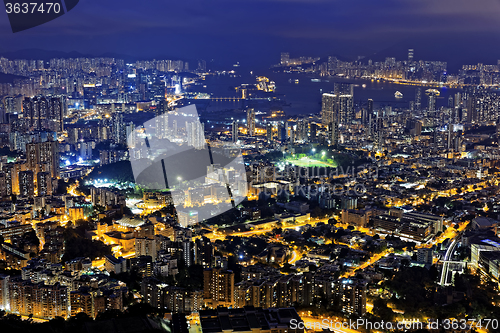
[188,70,461,117]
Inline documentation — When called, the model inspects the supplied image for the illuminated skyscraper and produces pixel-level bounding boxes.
[266,123,273,142]
[321,91,353,126]
[328,121,338,146]
[247,108,255,136]
[19,170,34,197]
[126,122,136,148]
[415,88,422,111]
[83,84,98,109]
[232,120,238,143]
[466,88,500,124]
[8,278,69,319]
[334,279,366,316]
[22,96,64,131]
[363,98,373,125]
[112,112,126,144]
[408,48,414,62]
[321,90,353,145]
[37,171,52,196]
[186,121,205,149]
[155,99,169,139]
[203,268,234,308]
[426,90,438,112]
[26,140,60,179]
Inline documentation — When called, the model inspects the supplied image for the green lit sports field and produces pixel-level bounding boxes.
[284,156,337,168]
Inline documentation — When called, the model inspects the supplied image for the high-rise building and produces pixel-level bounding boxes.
[197,60,207,72]
[83,84,98,109]
[203,268,234,308]
[363,99,373,125]
[466,88,500,124]
[328,56,338,72]
[7,278,69,319]
[136,238,158,261]
[178,210,199,227]
[37,171,52,196]
[277,121,287,142]
[266,123,273,142]
[415,88,422,111]
[334,278,366,316]
[70,289,94,318]
[126,122,136,148]
[417,248,434,265]
[22,96,64,132]
[79,142,93,160]
[247,108,255,136]
[19,170,34,197]
[374,112,384,151]
[26,140,60,178]
[426,90,438,112]
[280,52,290,66]
[328,121,338,146]
[232,120,238,143]
[448,95,454,108]
[321,90,353,145]
[112,112,126,144]
[408,48,414,62]
[309,123,318,141]
[186,121,205,149]
[155,99,170,139]
[321,92,353,126]
[182,241,192,267]
[141,277,203,313]
[195,237,213,268]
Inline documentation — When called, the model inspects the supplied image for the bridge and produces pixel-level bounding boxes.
[439,238,468,286]
[186,97,276,102]
[208,97,242,101]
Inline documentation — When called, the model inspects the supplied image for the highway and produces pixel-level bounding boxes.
[439,238,459,286]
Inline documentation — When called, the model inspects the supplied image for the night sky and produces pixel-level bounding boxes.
[1,0,500,68]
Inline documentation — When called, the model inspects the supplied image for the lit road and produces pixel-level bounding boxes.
[206,218,328,241]
[439,238,459,286]
[288,249,301,265]
[341,249,391,278]
[418,222,468,249]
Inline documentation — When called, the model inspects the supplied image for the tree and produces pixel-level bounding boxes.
[372,298,395,322]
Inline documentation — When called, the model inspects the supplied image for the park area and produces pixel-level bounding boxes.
[284,154,338,168]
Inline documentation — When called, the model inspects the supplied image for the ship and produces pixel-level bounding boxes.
[395,91,403,98]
